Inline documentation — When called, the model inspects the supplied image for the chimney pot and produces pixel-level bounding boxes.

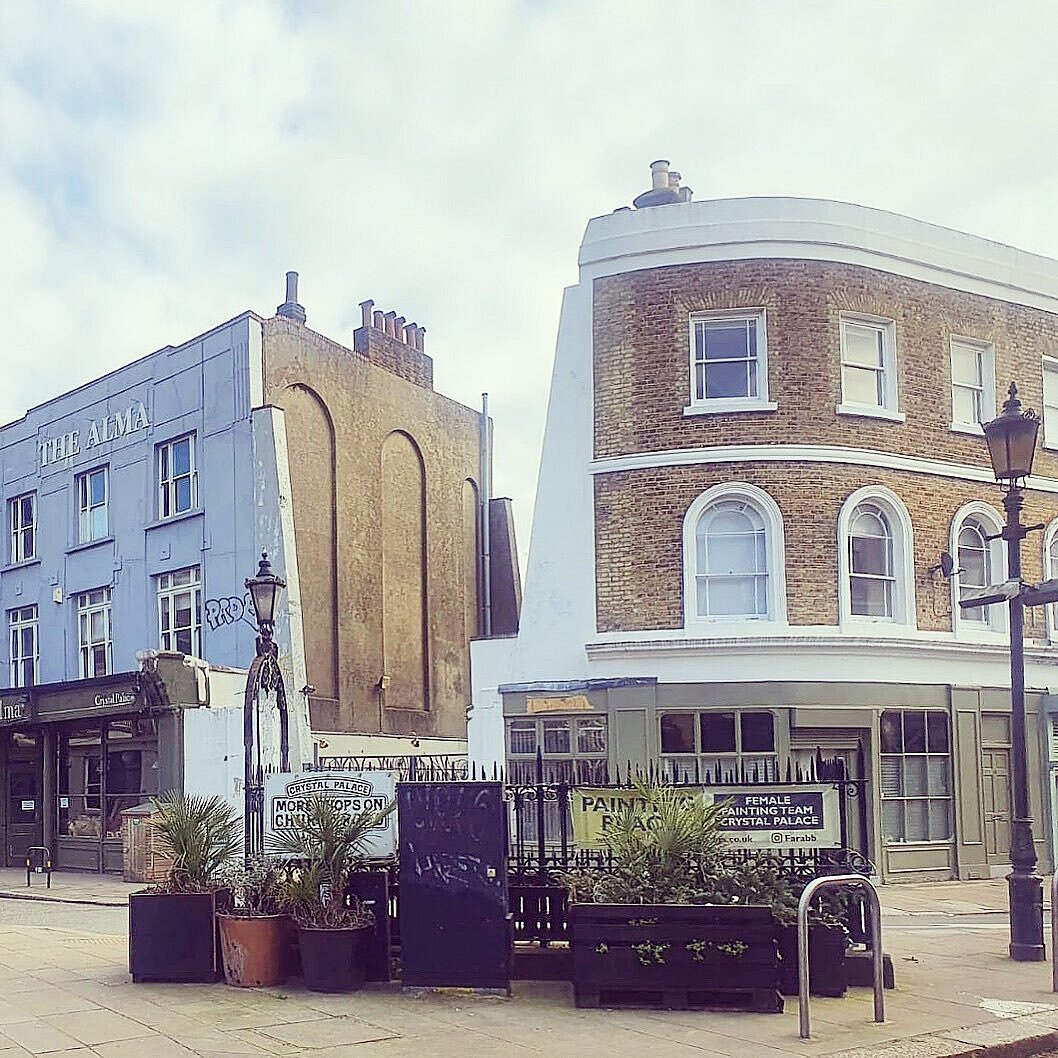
[373,310,385,330]
[416,326,426,352]
[650,159,670,191]
[360,299,374,328]
[678,186,693,203]
[276,270,307,324]
[404,321,418,345]
[383,311,397,337]
[394,316,406,341]
[668,170,681,190]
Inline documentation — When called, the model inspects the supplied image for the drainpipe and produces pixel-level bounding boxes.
[480,393,492,638]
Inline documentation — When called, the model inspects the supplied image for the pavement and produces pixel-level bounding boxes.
[0,872,1054,1056]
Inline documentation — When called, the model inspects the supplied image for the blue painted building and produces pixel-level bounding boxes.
[0,298,313,871]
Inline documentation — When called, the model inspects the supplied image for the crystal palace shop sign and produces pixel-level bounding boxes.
[39,402,151,466]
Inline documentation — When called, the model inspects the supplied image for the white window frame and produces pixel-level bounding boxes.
[157,566,202,657]
[76,466,109,544]
[157,434,198,519]
[684,309,777,416]
[837,486,916,630]
[682,482,787,628]
[879,709,953,844]
[950,502,1006,639]
[1045,519,1058,643]
[949,336,996,435]
[9,492,36,564]
[836,313,904,422]
[77,588,112,678]
[1043,358,1058,450]
[8,605,38,688]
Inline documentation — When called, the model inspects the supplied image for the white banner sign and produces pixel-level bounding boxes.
[704,784,841,850]
[264,770,397,860]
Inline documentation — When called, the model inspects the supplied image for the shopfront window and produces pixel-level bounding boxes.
[880,709,952,843]
[660,709,777,781]
[506,715,608,783]
[58,719,159,842]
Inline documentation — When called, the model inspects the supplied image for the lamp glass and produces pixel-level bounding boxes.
[245,552,286,629]
[983,411,1039,482]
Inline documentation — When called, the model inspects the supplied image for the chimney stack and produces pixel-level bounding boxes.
[276,270,307,324]
[632,160,693,209]
[360,299,374,328]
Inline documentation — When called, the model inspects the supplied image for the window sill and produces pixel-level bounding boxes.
[949,422,985,437]
[840,618,918,635]
[1,557,42,575]
[835,403,906,424]
[66,537,114,556]
[684,400,778,417]
[144,508,204,532]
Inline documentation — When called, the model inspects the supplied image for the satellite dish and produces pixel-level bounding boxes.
[939,552,955,578]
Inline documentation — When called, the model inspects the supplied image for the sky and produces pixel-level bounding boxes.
[3,1,1058,561]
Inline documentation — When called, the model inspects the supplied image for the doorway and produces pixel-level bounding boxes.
[982,747,1012,875]
[5,733,43,867]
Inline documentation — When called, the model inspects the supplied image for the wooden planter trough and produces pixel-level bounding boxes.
[129,890,226,983]
[570,903,782,1012]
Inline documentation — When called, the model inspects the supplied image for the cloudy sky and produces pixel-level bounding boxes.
[2,1,1057,557]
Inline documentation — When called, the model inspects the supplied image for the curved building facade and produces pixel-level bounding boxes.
[471,165,1058,882]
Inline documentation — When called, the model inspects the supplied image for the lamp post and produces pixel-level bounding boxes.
[243,552,289,864]
[981,382,1046,962]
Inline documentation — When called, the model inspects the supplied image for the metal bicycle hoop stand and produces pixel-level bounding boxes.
[798,874,884,1039]
[25,846,51,888]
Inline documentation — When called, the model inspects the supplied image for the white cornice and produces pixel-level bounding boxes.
[585,631,1058,666]
[591,442,1058,494]
[579,198,1058,314]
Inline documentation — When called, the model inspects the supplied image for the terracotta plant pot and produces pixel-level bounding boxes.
[218,914,290,987]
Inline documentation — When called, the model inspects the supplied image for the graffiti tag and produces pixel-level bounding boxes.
[204,593,259,631]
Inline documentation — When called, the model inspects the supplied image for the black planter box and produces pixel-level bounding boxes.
[570,903,782,1013]
[777,923,848,997]
[347,870,392,983]
[129,890,224,983]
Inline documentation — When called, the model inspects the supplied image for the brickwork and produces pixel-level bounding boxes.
[263,318,480,737]
[592,259,1058,484]
[353,324,434,389]
[594,462,1058,636]
[591,258,1058,634]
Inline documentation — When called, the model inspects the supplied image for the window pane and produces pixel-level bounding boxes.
[508,721,536,756]
[175,628,192,655]
[880,755,903,796]
[740,712,774,752]
[952,387,978,424]
[700,712,736,753]
[542,719,570,755]
[904,711,926,753]
[576,718,607,755]
[927,711,949,752]
[850,575,893,617]
[708,575,763,616]
[905,800,928,841]
[842,364,882,406]
[881,800,904,841]
[880,712,902,753]
[707,533,760,574]
[951,345,981,386]
[928,757,950,795]
[929,800,951,840]
[92,507,107,539]
[701,321,751,361]
[705,360,751,399]
[660,713,695,754]
[176,478,192,512]
[173,439,192,476]
[904,756,928,796]
[90,471,106,505]
[844,323,884,367]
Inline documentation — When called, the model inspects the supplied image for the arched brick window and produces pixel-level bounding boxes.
[683,483,787,627]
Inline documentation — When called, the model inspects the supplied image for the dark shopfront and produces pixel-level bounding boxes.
[0,672,179,873]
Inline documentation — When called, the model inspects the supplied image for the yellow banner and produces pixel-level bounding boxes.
[569,787,704,850]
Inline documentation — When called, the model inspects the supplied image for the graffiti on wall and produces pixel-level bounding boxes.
[204,593,259,632]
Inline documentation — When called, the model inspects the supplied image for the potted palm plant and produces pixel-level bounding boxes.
[129,792,241,983]
[217,861,292,987]
[267,794,394,993]
[562,782,783,1013]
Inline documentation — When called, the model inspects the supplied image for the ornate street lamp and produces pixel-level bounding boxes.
[981,383,1045,962]
[243,552,290,864]
[245,551,286,648]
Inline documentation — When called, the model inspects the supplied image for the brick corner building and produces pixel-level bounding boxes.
[471,161,1058,884]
